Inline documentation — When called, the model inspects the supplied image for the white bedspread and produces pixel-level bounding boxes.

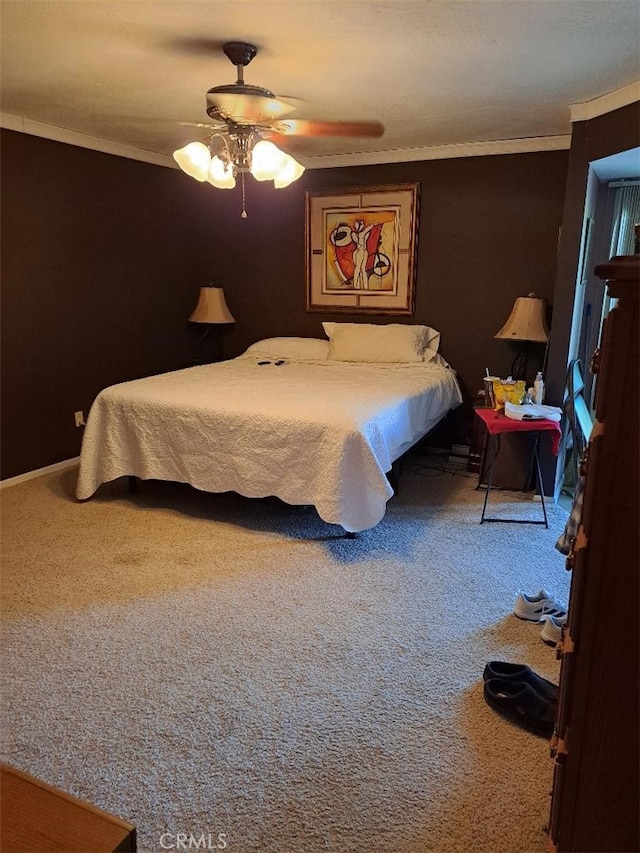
[76,356,462,531]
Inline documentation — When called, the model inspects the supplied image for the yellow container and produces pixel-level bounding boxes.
[492,379,526,410]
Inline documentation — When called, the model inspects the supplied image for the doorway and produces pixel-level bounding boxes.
[561,147,640,499]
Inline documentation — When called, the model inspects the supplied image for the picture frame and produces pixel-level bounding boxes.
[305,183,420,314]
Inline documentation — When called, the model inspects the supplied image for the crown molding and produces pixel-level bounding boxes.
[570,81,640,123]
[301,135,571,169]
[0,113,174,168]
[1,113,571,170]
[4,84,637,170]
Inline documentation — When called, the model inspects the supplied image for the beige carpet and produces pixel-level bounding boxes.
[1,456,570,853]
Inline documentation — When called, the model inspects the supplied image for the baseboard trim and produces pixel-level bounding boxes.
[0,457,80,489]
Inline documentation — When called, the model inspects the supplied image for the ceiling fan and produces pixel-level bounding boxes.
[204,41,384,140]
[173,41,384,205]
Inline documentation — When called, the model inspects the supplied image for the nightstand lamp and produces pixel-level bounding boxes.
[189,285,235,363]
[495,292,548,382]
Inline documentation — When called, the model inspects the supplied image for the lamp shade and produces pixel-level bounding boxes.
[173,142,211,182]
[250,140,288,181]
[207,156,236,189]
[274,153,305,188]
[189,287,235,324]
[494,294,548,342]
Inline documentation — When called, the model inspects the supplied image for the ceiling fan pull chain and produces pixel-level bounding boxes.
[240,171,248,219]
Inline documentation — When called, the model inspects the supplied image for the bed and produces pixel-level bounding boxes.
[76,323,463,532]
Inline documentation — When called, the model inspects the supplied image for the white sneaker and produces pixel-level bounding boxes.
[513,589,567,622]
[541,615,565,646]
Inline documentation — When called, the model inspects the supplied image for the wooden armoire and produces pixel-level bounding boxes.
[546,252,639,852]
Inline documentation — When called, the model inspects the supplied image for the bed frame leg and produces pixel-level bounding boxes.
[128,476,138,494]
[387,458,401,495]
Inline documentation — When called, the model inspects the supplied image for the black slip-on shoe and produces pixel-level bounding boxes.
[483,678,556,738]
[482,661,558,703]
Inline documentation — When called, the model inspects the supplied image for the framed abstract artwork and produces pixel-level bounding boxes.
[305,183,420,314]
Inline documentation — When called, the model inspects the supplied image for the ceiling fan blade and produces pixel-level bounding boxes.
[273,119,384,138]
[275,95,306,110]
[206,91,297,124]
[179,121,226,129]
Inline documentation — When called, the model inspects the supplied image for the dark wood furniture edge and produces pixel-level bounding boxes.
[1,762,136,852]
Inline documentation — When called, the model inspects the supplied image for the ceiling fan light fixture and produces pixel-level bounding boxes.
[273,153,305,189]
[207,155,236,189]
[249,139,288,181]
[173,40,382,201]
[173,141,211,181]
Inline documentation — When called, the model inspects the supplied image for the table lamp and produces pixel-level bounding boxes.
[494,292,548,381]
[189,285,235,363]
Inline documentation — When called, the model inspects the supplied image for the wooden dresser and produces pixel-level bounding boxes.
[546,253,639,852]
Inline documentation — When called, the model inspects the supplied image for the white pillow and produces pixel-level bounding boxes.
[322,322,439,363]
[244,337,330,361]
[426,351,450,367]
[423,327,441,352]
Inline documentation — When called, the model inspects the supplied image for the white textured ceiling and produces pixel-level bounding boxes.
[1,0,639,169]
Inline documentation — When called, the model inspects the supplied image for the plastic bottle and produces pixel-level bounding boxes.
[533,372,545,405]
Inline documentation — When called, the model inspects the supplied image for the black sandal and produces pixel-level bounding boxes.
[484,678,557,737]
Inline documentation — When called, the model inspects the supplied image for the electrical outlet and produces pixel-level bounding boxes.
[74,410,85,427]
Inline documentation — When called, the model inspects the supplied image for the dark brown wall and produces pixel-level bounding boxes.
[0,128,569,479]
[225,154,569,386]
[1,130,228,478]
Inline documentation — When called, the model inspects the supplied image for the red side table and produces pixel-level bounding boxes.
[474,408,562,527]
